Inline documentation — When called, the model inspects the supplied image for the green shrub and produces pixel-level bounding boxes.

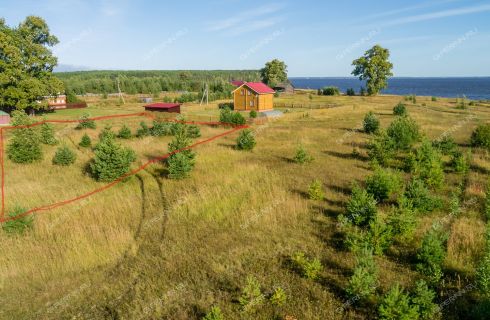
[322,86,340,96]
[387,116,420,150]
[450,150,470,173]
[412,280,441,320]
[346,185,377,227]
[236,129,256,151]
[293,145,313,164]
[378,284,419,320]
[117,125,132,139]
[366,168,402,202]
[387,197,417,241]
[98,126,116,142]
[149,121,172,136]
[291,252,323,280]
[239,276,264,312]
[366,216,394,255]
[485,185,490,222]
[405,140,444,188]
[249,110,258,118]
[7,110,43,164]
[218,102,234,110]
[1,206,33,234]
[363,111,380,134]
[416,225,448,285]
[186,125,201,138]
[75,113,96,130]
[367,130,396,166]
[52,146,76,166]
[471,124,490,150]
[308,179,325,201]
[202,306,223,320]
[167,152,194,179]
[431,96,437,102]
[476,226,490,297]
[432,135,457,155]
[393,103,407,116]
[219,107,233,123]
[40,122,58,145]
[346,88,356,96]
[232,112,246,125]
[404,178,441,213]
[346,247,378,298]
[90,137,136,182]
[269,287,287,306]
[79,134,91,148]
[136,122,150,137]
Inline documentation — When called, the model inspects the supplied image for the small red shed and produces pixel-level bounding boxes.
[144,103,181,113]
[0,111,10,125]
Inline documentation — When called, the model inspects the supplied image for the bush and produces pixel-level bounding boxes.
[7,111,42,164]
[202,306,223,320]
[232,112,246,125]
[378,284,419,320]
[366,168,402,202]
[250,110,258,118]
[432,135,456,155]
[136,121,150,137]
[291,252,323,280]
[485,186,490,222]
[90,137,136,182]
[218,102,234,110]
[52,146,76,166]
[150,121,173,136]
[404,178,441,213]
[98,126,116,142]
[293,145,313,164]
[393,102,407,116]
[322,86,340,96]
[450,150,470,173]
[476,226,490,297]
[346,185,378,227]
[167,125,196,179]
[431,96,437,102]
[239,276,264,312]
[40,122,58,145]
[236,129,256,151]
[186,125,201,138]
[412,280,441,320]
[416,225,448,285]
[367,216,394,255]
[405,140,444,188]
[75,113,96,130]
[346,247,378,298]
[346,88,356,96]
[367,130,396,166]
[387,116,420,150]
[79,134,91,148]
[387,197,417,241]
[220,107,233,123]
[117,125,132,139]
[270,287,287,306]
[308,179,325,201]
[363,111,380,134]
[1,206,33,234]
[471,124,490,150]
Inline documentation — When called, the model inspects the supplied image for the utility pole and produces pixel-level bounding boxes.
[117,77,125,104]
[200,83,209,106]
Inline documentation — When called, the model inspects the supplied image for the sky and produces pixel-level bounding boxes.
[1,0,490,76]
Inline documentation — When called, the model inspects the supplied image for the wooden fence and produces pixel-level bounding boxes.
[273,102,342,109]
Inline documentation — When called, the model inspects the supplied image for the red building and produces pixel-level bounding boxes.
[144,103,181,113]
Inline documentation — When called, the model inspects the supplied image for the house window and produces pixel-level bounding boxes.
[240,90,244,95]
[247,90,251,95]
[250,100,254,107]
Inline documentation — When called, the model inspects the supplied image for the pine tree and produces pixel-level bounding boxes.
[236,129,256,151]
[308,179,325,200]
[90,136,136,182]
[7,110,42,163]
[40,122,58,145]
[52,145,76,166]
[79,134,91,147]
[117,125,132,139]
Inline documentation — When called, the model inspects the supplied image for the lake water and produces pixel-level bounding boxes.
[289,77,490,100]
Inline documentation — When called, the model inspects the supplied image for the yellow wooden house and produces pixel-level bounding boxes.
[232,82,275,112]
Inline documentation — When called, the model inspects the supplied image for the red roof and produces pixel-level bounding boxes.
[237,82,275,94]
[144,103,181,109]
[231,80,245,87]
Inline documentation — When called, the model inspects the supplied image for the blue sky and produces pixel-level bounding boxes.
[1,0,490,76]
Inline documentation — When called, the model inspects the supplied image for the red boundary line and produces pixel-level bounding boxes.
[0,113,248,223]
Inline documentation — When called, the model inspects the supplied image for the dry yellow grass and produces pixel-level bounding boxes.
[0,93,489,319]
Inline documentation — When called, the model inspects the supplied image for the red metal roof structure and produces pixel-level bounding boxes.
[231,80,246,87]
[232,82,275,95]
[144,103,181,113]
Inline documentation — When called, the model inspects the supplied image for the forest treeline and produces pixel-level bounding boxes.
[56,70,261,101]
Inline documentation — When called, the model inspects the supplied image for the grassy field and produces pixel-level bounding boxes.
[1,93,489,319]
